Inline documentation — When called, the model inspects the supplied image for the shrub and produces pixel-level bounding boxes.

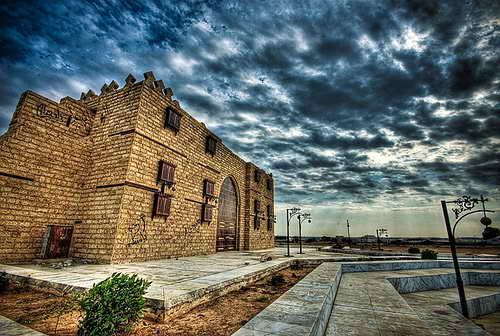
[13,276,29,293]
[290,261,302,270]
[482,226,500,240]
[255,294,270,303]
[0,272,8,293]
[421,249,438,260]
[408,247,420,254]
[269,274,285,286]
[78,273,151,336]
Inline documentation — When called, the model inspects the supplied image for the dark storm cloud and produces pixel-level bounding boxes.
[309,131,394,149]
[1,0,499,207]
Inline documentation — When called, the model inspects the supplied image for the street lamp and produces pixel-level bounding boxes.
[297,213,311,254]
[346,219,351,248]
[286,207,301,257]
[441,194,495,318]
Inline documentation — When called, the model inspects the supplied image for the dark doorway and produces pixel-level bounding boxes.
[45,225,73,258]
[216,177,238,251]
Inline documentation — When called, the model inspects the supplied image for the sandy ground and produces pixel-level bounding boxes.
[0,266,314,336]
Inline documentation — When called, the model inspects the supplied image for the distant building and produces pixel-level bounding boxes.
[0,72,275,264]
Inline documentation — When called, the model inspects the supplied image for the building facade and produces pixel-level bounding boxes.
[0,72,275,264]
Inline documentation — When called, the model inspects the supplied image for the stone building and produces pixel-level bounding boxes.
[0,72,275,264]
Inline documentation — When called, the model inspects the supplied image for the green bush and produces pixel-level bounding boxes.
[408,247,420,254]
[255,294,270,302]
[482,226,500,240]
[0,272,8,293]
[421,249,438,260]
[269,274,285,286]
[78,273,151,336]
[290,261,302,270]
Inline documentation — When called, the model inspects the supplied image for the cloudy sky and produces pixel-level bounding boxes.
[1,0,499,238]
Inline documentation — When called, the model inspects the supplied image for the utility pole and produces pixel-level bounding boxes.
[346,219,351,247]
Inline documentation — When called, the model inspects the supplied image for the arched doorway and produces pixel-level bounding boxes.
[217,177,239,251]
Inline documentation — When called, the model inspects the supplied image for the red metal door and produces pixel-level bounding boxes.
[217,177,238,251]
[45,225,73,258]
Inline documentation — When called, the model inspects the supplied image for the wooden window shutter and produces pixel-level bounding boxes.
[202,204,213,222]
[254,199,261,213]
[158,161,175,184]
[165,108,181,132]
[205,136,217,155]
[267,178,273,190]
[254,214,260,229]
[254,170,261,183]
[203,179,215,197]
[267,205,273,230]
[153,193,171,217]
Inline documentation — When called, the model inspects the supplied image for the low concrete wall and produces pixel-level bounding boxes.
[233,262,343,336]
[340,260,441,273]
[449,293,500,318]
[1,260,294,320]
[161,259,293,319]
[387,271,500,294]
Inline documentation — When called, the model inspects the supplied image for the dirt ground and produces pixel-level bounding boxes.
[0,266,314,336]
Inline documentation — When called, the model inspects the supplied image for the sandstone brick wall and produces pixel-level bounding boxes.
[245,163,275,250]
[0,71,274,264]
[70,82,143,262]
[111,75,253,262]
[0,91,93,263]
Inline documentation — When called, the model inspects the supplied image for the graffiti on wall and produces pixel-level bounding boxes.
[35,103,91,135]
[127,214,147,245]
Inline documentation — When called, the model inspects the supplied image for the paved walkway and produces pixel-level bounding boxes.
[327,267,500,336]
[2,254,499,336]
[403,285,500,336]
[234,262,342,336]
[234,260,500,336]
[0,315,46,336]
[1,248,411,315]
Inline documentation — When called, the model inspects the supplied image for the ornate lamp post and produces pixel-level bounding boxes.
[441,195,495,318]
[286,207,301,257]
[297,213,311,254]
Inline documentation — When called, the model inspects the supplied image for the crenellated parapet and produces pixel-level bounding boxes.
[79,71,177,105]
